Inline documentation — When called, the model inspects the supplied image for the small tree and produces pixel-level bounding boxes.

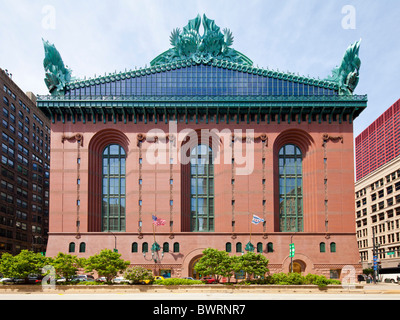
[218,255,239,283]
[0,250,48,280]
[82,249,130,282]
[194,248,231,282]
[236,252,269,280]
[124,266,154,284]
[48,252,82,280]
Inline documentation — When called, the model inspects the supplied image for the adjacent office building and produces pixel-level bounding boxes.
[0,68,51,255]
[355,99,400,269]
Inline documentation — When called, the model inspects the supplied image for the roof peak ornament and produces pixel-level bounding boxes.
[150,14,253,67]
[42,38,73,96]
[326,39,361,95]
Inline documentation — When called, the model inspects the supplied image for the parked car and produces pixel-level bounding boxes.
[96,277,107,282]
[202,277,218,284]
[0,277,15,284]
[0,275,43,284]
[181,277,195,280]
[27,274,43,284]
[141,276,163,284]
[70,275,95,283]
[357,274,367,282]
[112,277,131,284]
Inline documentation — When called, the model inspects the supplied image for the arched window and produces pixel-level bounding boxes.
[330,242,336,253]
[320,242,326,253]
[267,242,274,253]
[132,242,138,253]
[225,242,232,253]
[142,242,148,253]
[79,242,86,253]
[236,242,242,253]
[190,145,214,232]
[163,242,169,253]
[173,242,180,253]
[278,144,303,232]
[102,144,126,232]
[68,242,75,253]
[257,242,263,253]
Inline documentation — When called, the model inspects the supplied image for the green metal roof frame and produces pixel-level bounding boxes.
[37,94,367,125]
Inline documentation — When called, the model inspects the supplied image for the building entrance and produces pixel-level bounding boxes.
[290,260,305,274]
[189,256,202,279]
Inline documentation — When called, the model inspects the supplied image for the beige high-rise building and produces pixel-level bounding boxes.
[355,155,400,269]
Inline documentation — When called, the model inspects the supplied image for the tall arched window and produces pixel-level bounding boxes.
[190,145,214,232]
[102,144,126,232]
[278,144,303,232]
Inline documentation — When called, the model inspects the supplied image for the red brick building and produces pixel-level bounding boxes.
[38,16,366,279]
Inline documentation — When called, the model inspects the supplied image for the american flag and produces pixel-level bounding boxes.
[152,215,166,226]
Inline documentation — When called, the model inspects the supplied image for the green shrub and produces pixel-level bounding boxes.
[124,266,154,284]
[260,272,341,287]
[76,281,105,286]
[154,278,204,286]
[304,273,340,288]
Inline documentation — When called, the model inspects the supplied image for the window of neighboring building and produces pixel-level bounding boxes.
[190,144,214,232]
[102,144,126,232]
[320,242,326,253]
[278,144,303,232]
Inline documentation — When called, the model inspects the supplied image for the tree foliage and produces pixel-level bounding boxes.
[0,250,47,279]
[81,249,130,282]
[194,248,269,282]
[124,266,154,284]
[236,252,269,280]
[47,252,82,280]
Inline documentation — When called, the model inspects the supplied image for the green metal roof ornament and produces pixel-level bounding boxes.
[150,14,253,67]
[326,39,361,95]
[42,39,73,96]
[245,241,255,252]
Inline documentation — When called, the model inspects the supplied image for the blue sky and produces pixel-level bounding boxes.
[1,0,399,137]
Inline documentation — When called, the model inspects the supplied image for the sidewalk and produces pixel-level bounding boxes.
[362,282,400,294]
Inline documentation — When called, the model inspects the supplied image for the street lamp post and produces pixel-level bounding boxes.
[108,231,117,252]
[372,226,380,284]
